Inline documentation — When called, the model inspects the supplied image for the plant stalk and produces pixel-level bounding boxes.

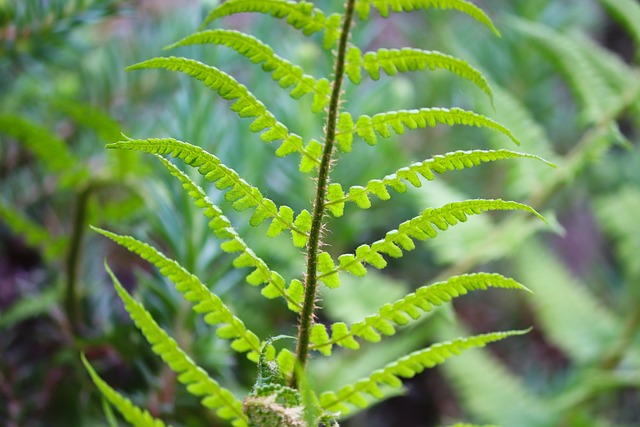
[294,0,356,378]
[65,183,94,335]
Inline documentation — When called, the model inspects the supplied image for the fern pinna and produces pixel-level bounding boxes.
[85,0,550,426]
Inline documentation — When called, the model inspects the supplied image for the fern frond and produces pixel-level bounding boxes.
[93,227,264,361]
[319,329,529,415]
[0,199,67,261]
[201,0,342,49]
[516,240,620,363]
[106,138,312,248]
[569,32,636,94]
[345,46,492,101]
[309,273,530,355]
[439,322,556,425]
[165,30,331,112]
[81,354,172,427]
[125,57,320,170]
[154,155,304,312]
[335,108,519,152]
[325,150,552,216]
[319,199,545,282]
[354,0,500,36]
[510,18,616,124]
[104,264,249,427]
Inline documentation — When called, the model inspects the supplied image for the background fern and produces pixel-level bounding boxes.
[2,0,639,426]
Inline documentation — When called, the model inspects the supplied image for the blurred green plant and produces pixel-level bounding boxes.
[400,1,640,425]
[0,2,197,425]
[83,1,556,426]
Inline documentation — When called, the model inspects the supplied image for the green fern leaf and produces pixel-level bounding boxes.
[311,273,529,353]
[81,354,172,427]
[319,330,529,415]
[321,199,545,279]
[336,108,519,151]
[125,57,320,169]
[104,264,249,426]
[93,227,264,361]
[354,0,500,36]
[345,46,492,102]
[201,0,342,49]
[154,156,304,311]
[0,199,67,261]
[165,30,330,111]
[326,150,552,216]
[516,240,620,363]
[107,138,311,248]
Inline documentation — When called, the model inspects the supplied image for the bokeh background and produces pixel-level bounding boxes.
[1,0,639,426]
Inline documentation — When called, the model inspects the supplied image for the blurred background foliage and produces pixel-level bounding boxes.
[0,0,639,426]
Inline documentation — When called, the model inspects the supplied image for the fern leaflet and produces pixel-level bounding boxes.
[126,57,321,170]
[93,228,264,361]
[325,150,553,217]
[154,155,304,311]
[104,264,249,427]
[319,329,529,415]
[354,0,500,36]
[201,0,342,49]
[336,108,519,152]
[107,138,313,247]
[309,273,529,354]
[345,46,493,102]
[81,354,172,427]
[318,199,545,284]
[165,30,331,112]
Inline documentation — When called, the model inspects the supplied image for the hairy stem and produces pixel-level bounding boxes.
[294,0,356,378]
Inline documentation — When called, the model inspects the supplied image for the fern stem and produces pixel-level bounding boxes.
[65,183,94,335]
[294,0,356,378]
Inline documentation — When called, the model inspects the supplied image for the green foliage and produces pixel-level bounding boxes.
[165,30,331,112]
[82,354,172,427]
[335,107,520,151]
[344,46,493,102]
[104,263,249,426]
[425,5,640,425]
[84,0,552,425]
[200,0,342,48]
[93,228,264,362]
[353,0,500,36]
[309,273,529,354]
[319,330,529,415]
